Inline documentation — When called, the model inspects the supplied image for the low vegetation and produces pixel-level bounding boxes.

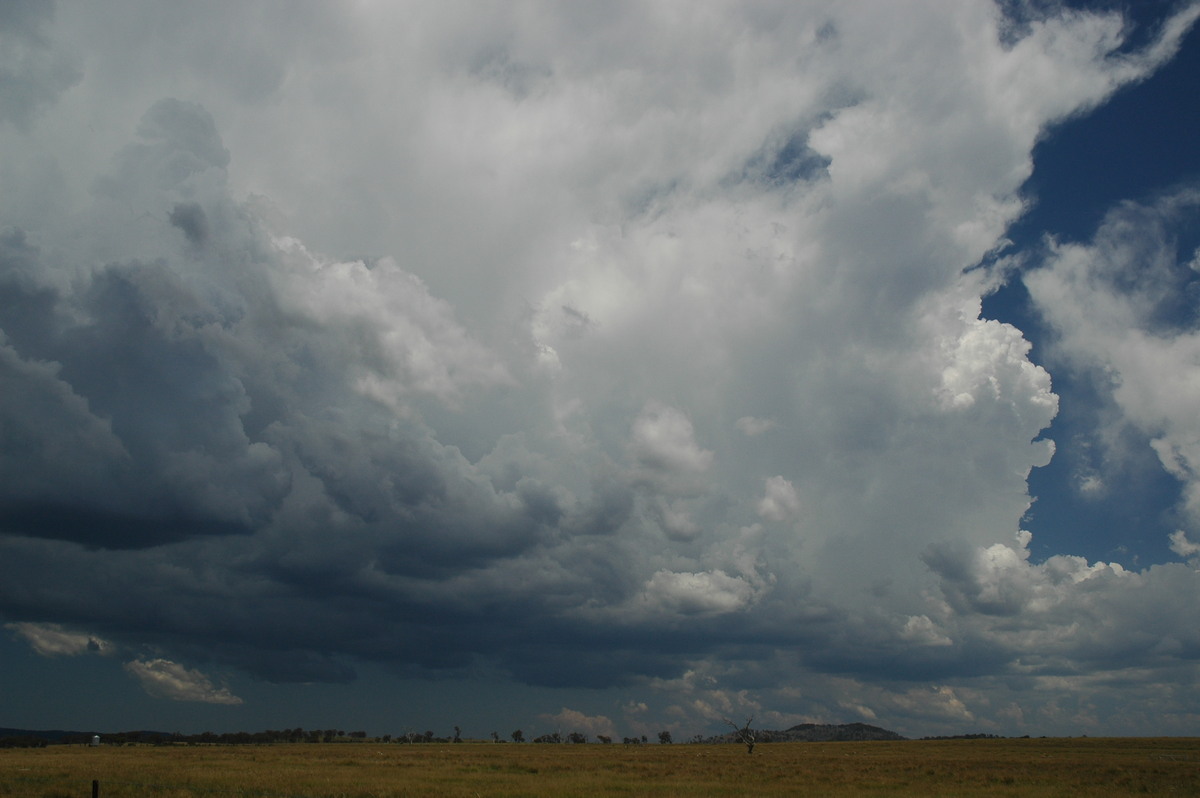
[2,737,1199,797]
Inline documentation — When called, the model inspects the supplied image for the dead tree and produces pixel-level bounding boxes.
[724,716,756,754]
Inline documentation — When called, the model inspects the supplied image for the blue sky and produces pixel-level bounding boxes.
[986,3,1200,569]
[2,1,1200,741]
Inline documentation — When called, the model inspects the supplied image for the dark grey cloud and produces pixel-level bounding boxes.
[169,202,209,246]
[0,243,289,547]
[0,96,620,682]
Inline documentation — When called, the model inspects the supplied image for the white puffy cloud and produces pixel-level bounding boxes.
[635,569,759,618]
[124,658,242,705]
[629,402,714,477]
[269,237,512,414]
[923,528,1200,690]
[900,615,953,648]
[757,476,800,523]
[538,707,616,740]
[1025,191,1200,535]
[6,622,112,657]
[1169,530,1200,560]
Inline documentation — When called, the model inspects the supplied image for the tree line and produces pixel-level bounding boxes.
[6,727,688,747]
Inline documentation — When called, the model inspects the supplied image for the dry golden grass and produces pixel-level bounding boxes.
[2,738,1199,797]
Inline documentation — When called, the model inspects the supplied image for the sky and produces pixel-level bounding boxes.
[2,0,1200,741]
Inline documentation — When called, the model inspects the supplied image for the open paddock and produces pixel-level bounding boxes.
[2,737,1198,797]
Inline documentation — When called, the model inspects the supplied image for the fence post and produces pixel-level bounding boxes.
[92,779,99,798]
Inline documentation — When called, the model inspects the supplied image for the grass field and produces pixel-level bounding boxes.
[2,738,1198,797]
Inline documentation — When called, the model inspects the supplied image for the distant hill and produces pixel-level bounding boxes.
[0,728,169,745]
[774,723,906,742]
[0,727,102,747]
[0,727,97,742]
[707,722,906,744]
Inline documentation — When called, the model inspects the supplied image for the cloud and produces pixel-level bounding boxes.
[629,402,714,477]
[124,658,243,705]
[900,615,953,648]
[636,569,759,618]
[1025,190,1200,536]
[0,1,81,130]
[1169,530,1200,560]
[269,237,512,413]
[735,416,774,437]
[538,707,616,740]
[757,476,801,523]
[922,529,1200,684]
[6,622,112,657]
[0,0,1197,737]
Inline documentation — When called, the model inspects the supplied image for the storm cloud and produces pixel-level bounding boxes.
[2,0,1200,738]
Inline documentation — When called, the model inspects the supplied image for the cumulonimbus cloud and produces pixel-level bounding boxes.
[0,0,1198,738]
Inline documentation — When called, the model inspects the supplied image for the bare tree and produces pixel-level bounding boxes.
[724,716,756,754]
